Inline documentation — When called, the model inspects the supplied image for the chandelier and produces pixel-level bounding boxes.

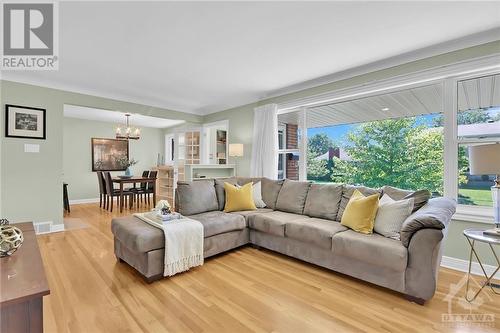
[116,114,140,140]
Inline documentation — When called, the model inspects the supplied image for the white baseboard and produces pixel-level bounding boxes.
[69,198,100,205]
[441,256,499,280]
[33,221,65,234]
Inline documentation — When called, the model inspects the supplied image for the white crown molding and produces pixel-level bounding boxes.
[266,27,500,102]
[277,53,500,113]
[0,75,203,116]
[441,256,499,280]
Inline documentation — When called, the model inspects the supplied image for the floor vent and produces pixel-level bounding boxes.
[34,222,52,234]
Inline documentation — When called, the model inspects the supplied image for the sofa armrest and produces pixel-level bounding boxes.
[400,197,456,247]
[405,228,446,301]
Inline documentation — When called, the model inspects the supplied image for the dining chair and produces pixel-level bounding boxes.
[144,171,158,206]
[103,172,133,212]
[131,170,150,207]
[97,171,107,209]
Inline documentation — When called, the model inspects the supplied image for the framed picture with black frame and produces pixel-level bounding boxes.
[91,138,129,171]
[5,104,47,139]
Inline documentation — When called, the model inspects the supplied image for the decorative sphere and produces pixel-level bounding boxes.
[0,225,24,257]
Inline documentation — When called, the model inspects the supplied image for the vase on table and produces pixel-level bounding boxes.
[125,167,132,177]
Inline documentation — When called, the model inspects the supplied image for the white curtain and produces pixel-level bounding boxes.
[250,103,278,179]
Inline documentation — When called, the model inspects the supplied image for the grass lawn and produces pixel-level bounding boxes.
[458,188,492,206]
[311,180,493,207]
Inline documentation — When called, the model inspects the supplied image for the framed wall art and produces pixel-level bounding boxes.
[5,104,46,139]
[91,138,129,171]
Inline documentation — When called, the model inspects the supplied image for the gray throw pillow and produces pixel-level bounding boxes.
[215,178,238,210]
[176,180,219,216]
[303,183,343,221]
[382,185,431,213]
[374,194,414,240]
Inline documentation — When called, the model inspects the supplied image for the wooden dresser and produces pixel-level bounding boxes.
[0,222,50,333]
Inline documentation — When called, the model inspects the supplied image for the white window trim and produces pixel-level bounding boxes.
[276,55,500,223]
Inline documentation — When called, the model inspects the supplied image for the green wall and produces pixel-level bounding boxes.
[0,80,202,226]
[63,117,165,201]
[444,220,496,265]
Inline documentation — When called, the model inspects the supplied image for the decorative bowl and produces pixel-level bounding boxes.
[118,175,133,179]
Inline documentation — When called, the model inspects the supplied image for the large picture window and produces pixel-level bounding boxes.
[275,71,500,213]
[457,74,500,206]
[305,84,444,195]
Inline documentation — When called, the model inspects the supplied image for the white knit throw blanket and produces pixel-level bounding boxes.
[134,212,204,276]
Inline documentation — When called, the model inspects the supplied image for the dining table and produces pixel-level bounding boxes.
[112,176,157,213]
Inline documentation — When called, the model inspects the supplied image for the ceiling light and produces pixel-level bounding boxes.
[116,114,140,140]
[381,107,390,111]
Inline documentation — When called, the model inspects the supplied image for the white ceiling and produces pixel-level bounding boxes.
[459,74,500,111]
[279,83,443,127]
[63,105,185,128]
[280,73,500,128]
[3,2,500,115]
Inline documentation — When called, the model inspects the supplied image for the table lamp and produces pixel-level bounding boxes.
[229,143,244,176]
[469,143,500,233]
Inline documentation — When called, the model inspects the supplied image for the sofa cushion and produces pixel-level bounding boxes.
[111,216,164,253]
[230,208,273,222]
[177,180,219,216]
[303,183,343,220]
[249,211,309,237]
[336,185,381,222]
[382,185,431,213]
[188,211,246,237]
[275,179,311,214]
[261,178,284,209]
[332,230,407,272]
[285,218,348,250]
[215,178,238,210]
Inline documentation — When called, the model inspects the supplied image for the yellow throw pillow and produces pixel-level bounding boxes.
[224,182,257,213]
[341,189,379,234]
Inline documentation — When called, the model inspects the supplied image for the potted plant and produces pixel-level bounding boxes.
[116,156,138,177]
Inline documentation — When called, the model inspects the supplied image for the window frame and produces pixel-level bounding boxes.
[277,110,306,181]
[275,55,500,223]
[277,124,287,179]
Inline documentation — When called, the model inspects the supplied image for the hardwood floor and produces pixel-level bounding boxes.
[36,203,499,333]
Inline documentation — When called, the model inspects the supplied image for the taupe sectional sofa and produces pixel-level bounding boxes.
[111,177,456,304]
